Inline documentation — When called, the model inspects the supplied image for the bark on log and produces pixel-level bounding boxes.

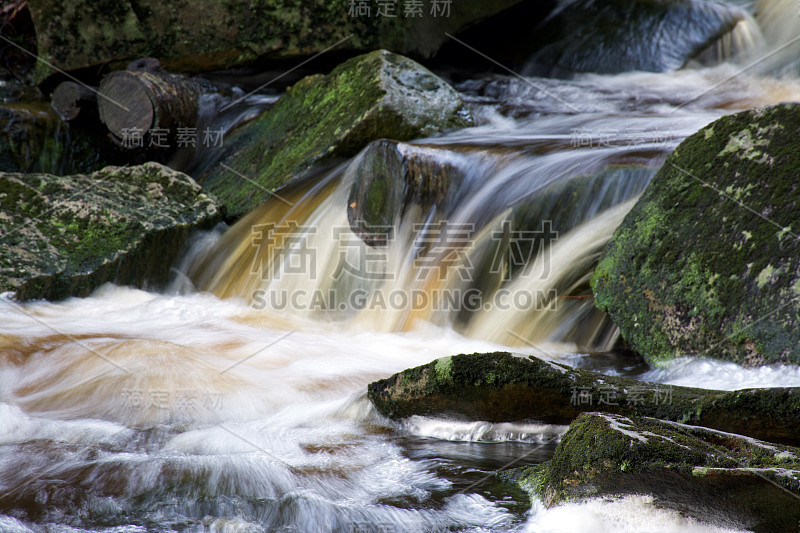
[51,81,97,122]
[97,67,209,147]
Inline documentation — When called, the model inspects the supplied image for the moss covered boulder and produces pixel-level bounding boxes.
[0,162,222,301]
[199,50,472,217]
[368,351,800,445]
[505,413,800,531]
[591,103,800,366]
[27,0,525,83]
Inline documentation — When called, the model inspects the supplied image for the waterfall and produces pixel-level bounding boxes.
[753,0,800,75]
[187,130,671,352]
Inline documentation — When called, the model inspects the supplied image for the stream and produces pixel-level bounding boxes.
[3,1,800,531]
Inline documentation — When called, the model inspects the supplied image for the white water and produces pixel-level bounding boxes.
[523,495,749,533]
[3,282,800,532]
[0,287,532,530]
[4,7,800,531]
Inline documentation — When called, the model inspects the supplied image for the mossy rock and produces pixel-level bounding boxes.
[27,0,525,83]
[198,49,472,217]
[592,103,800,366]
[346,139,467,245]
[507,413,800,532]
[0,162,222,300]
[522,0,744,76]
[367,351,800,445]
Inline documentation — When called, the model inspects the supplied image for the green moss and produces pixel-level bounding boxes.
[434,357,454,383]
[368,352,800,446]
[200,50,471,217]
[592,103,800,365]
[517,413,800,528]
[0,163,222,300]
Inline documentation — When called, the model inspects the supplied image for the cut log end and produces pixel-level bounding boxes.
[98,67,207,148]
[98,72,155,139]
[51,81,96,121]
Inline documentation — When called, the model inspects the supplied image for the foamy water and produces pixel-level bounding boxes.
[522,495,749,533]
[2,286,799,531]
[5,12,800,528]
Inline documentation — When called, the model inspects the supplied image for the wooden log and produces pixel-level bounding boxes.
[97,64,210,147]
[50,81,97,122]
[127,57,166,74]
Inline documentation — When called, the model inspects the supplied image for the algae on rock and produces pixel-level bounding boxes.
[27,0,525,83]
[0,162,222,300]
[368,351,800,445]
[592,103,800,366]
[198,50,472,218]
[505,413,800,531]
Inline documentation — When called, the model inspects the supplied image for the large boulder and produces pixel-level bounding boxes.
[504,413,800,531]
[367,351,800,445]
[198,50,472,217]
[521,0,745,76]
[26,0,526,83]
[592,103,800,366]
[25,0,749,83]
[0,162,222,300]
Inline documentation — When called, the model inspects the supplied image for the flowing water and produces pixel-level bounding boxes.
[3,3,800,531]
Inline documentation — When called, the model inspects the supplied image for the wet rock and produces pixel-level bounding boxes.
[0,3,37,86]
[27,0,525,83]
[0,162,222,301]
[522,0,745,76]
[0,102,132,175]
[592,103,800,366]
[347,139,466,246]
[367,351,800,445]
[503,164,654,274]
[199,50,472,218]
[504,413,800,531]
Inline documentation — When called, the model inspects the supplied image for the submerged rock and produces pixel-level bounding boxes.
[199,50,472,218]
[0,162,222,301]
[592,103,800,366]
[367,351,800,445]
[522,0,745,76]
[504,413,800,531]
